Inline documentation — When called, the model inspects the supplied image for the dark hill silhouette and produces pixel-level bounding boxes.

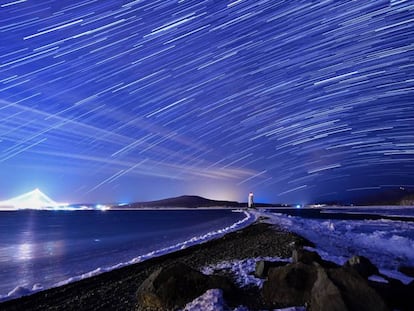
[352,188,414,205]
[130,195,240,208]
[123,195,282,208]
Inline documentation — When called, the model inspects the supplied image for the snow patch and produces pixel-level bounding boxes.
[7,286,31,298]
[368,275,388,283]
[181,289,226,311]
[202,256,289,288]
[181,288,305,311]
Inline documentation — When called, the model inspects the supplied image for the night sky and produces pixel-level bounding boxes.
[0,0,413,205]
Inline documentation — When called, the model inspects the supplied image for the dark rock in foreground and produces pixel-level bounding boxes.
[136,262,234,311]
[262,249,389,311]
[327,267,388,311]
[344,255,379,278]
[263,262,317,307]
[369,277,414,311]
[292,248,338,268]
[311,267,347,311]
[254,260,288,279]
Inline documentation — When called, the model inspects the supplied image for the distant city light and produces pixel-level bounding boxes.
[0,190,115,211]
[95,204,110,211]
[0,189,68,210]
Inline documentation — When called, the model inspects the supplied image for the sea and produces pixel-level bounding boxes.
[0,209,253,301]
[2,206,413,302]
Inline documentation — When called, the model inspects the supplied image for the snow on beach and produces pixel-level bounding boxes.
[188,207,414,310]
[200,207,413,293]
[181,288,305,311]
[253,208,414,284]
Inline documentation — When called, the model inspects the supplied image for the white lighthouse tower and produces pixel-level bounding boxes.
[248,192,254,208]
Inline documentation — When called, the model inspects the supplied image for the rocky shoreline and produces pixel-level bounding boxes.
[1,221,412,310]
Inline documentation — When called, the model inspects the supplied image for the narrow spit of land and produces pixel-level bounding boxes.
[0,222,310,311]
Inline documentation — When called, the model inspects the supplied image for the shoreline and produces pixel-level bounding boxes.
[0,208,254,302]
[0,221,311,310]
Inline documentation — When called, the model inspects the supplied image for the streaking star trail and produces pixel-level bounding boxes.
[0,0,413,203]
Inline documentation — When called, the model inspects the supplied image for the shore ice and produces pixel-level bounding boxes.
[181,288,305,311]
[252,209,414,284]
[191,208,414,310]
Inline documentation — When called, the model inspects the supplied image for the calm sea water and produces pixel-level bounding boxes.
[0,209,249,300]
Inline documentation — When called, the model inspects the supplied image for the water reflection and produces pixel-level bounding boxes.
[13,238,66,291]
[17,242,33,260]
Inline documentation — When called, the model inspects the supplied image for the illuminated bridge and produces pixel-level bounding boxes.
[0,189,67,210]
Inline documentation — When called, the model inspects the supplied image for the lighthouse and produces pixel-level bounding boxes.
[248,192,254,208]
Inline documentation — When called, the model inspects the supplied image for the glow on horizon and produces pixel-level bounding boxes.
[0,188,68,210]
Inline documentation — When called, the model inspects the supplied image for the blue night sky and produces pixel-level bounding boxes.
[0,0,413,205]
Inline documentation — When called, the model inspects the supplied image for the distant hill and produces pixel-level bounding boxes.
[352,188,414,206]
[121,195,283,208]
[128,195,240,208]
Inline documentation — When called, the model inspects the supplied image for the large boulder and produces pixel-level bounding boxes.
[327,267,388,311]
[292,249,323,265]
[262,262,317,308]
[292,249,338,268]
[255,260,288,279]
[136,262,234,311]
[344,256,378,278]
[262,260,389,311]
[369,278,414,311]
[311,267,348,311]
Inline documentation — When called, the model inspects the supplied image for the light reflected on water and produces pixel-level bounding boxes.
[2,216,67,289]
[11,240,65,261]
[17,242,33,261]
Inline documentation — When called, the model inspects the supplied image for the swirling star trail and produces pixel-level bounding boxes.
[0,0,413,203]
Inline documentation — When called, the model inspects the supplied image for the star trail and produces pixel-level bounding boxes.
[0,0,413,204]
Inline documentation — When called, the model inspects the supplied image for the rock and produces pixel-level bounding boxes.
[262,260,389,311]
[136,262,234,311]
[292,249,322,265]
[292,248,338,268]
[398,265,414,277]
[369,279,414,311]
[255,260,287,278]
[327,267,388,311]
[311,267,347,311]
[344,255,379,278]
[262,262,317,308]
